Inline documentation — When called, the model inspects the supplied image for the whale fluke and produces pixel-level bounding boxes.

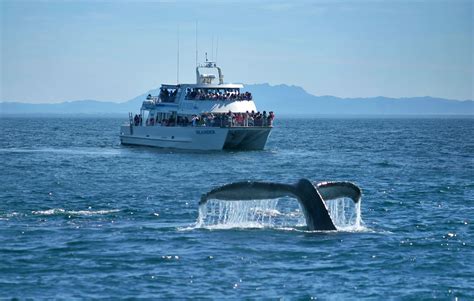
[315,181,361,204]
[200,178,362,231]
[200,181,298,205]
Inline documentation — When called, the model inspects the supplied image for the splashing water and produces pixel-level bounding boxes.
[327,198,364,231]
[196,197,364,231]
[196,198,305,230]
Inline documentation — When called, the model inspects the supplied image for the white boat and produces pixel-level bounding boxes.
[120,60,274,150]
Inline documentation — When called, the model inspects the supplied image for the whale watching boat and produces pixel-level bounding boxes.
[120,60,274,150]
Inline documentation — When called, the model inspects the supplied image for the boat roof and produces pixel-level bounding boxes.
[161,83,244,89]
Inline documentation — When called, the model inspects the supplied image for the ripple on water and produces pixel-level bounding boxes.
[0,117,472,299]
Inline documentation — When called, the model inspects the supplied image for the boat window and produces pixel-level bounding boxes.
[159,88,180,103]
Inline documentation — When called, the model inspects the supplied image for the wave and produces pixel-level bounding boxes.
[183,223,371,233]
[0,147,121,156]
[31,208,120,216]
[0,212,22,220]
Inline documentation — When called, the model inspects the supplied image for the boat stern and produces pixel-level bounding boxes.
[223,127,272,150]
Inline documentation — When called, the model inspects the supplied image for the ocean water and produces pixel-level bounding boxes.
[0,116,472,299]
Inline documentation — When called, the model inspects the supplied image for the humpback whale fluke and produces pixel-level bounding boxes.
[315,181,361,204]
[200,178,362,231]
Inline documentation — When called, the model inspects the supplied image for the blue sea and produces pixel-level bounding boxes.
[0,116,472,299]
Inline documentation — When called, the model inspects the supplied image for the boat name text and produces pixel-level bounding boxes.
[196,130,216,135]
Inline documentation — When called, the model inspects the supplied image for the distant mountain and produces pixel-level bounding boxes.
[245,84,474,115]
[1,84,472,116]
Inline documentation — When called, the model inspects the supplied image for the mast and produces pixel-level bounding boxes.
[195,21,199,84]
[216,37,219,63]
[177,25,180,84]
[195,21,198,68]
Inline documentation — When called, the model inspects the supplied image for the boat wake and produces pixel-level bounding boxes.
[193,197,367,232]
[31,208,120,216]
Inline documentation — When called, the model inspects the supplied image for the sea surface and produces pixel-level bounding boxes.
[0,116,472,299]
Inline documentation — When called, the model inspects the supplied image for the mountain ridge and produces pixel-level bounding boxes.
[1,83,472,116]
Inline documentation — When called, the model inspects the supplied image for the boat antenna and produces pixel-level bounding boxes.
[177,24,180,84]
[215,36,219,63]
[195,21,198,67]
[211,35,214,61]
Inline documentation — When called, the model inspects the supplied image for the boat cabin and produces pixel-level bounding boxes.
[134,61,273,129]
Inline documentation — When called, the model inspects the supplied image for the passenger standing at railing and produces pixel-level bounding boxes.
[206,113,214,127]
[227,111,233,127]
[133,114,138,126]
[238,113,244,126]
[199,116,205,126]
[248,115,254,126]
[268,111,275,126]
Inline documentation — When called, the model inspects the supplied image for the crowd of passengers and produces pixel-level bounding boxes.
[146,88,253,102]
[145,89,179,104]
[133,111,274,127]
[185,88,252,101]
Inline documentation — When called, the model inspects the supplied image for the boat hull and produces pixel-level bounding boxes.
[120,125,271,151]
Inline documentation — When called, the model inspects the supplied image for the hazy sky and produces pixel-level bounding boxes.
[1,0,472,103]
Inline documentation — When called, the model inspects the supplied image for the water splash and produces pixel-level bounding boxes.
[196,198,304,230]
[327,198,364,231]
[195,197,364,231]
[32,208,120,216]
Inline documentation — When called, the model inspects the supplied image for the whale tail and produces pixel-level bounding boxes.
[199,178,362,231]
[315,181,362,204]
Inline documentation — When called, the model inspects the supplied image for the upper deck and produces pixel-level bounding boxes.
[142,60,258,114]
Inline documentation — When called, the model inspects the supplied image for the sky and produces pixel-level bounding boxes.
[1,0,472,103]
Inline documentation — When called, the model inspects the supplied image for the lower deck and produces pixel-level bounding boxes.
[120,125,272,151]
